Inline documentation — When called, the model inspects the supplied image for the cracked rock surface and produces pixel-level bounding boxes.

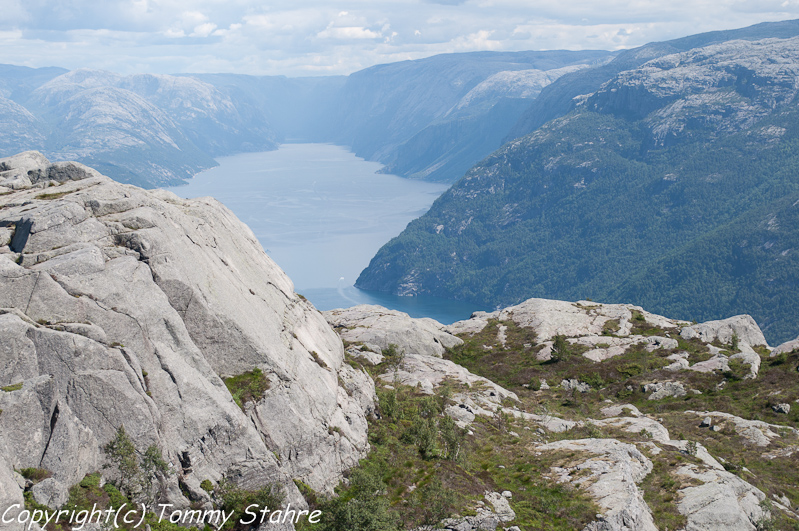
[0,152,374,528]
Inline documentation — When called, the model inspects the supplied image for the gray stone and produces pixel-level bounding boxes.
[680,314,767,348]
[676,463,768,530]
[538,438,657,531]
[685,410,797,447]
[590,416,670,443]
[772,403,791,414]
[379,353,516,426]
[561,378,591,393]
[0,153,376,513]
[466,298,685,342]
[324,305,463,358]
[771,337,799,357]
[643,381,686,400]
[700,416,712,428]
[600,404,641,418]
[485,491,515,522]
[31,477,69,508]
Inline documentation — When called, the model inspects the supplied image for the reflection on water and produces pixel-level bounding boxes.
[164,144,484,323]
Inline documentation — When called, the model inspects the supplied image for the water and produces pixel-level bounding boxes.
[163,144,484,324]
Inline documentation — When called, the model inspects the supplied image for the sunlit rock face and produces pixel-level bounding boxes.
[0,152,374,529]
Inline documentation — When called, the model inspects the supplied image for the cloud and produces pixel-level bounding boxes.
[317,25,381,40]
[0,0,797,76]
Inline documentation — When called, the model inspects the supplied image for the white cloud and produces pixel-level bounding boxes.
[191,22,218,38]
[0,0,798,76]
[318,25,381,40]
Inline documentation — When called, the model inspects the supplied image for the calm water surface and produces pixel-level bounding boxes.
[164,144,483,323]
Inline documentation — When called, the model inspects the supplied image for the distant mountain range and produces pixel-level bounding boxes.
[0,50,611,187]
[357,20,799,345]
[4,20,799,344]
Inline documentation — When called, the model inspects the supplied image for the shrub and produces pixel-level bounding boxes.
[552,335,570,360]
[19,468,52,483]
[216,480,285,530]
[724,358,749,381]
[316,467,400,531]
[383,343,405,372]
[103,426,169,503]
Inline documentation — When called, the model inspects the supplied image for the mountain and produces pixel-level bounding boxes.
[13,69,284,187]
[326,50,613,182]
[0,50,609,188]
[3,152,798,531]
[506,18,799,143]
[356,33,799,345]
[187,73,346,142]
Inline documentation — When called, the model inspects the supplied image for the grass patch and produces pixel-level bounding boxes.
[19,468,52,483]
[223,368,270,410]
[1,381,23,392]
[35,191,72,200]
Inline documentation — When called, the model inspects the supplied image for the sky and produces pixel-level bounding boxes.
[1,0,799,77]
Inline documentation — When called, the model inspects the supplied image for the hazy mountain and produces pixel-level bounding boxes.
[0,63,67,101]
[357,32,799,344]
[326,50,613,182]
[187,73,346,142]
[24,70,219,186]
[0,68,287,187]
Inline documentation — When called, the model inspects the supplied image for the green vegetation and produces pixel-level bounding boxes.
[296,368,599,531]
[35,191,72,200]
[216,480,285,530]
[24,472,191,531]
[223,368,270,409]
[436,318,799,529]
[1,381,23,392]
[103,425,168,503]
[19,467,52,483]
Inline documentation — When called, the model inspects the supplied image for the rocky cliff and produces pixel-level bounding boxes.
[0,152,374,529]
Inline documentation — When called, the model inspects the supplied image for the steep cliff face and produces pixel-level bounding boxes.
[0,152,373,527]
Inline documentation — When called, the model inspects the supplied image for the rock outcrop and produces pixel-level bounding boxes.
[324,305,463,358]
[0,152,373,527]
[538,438,658,531]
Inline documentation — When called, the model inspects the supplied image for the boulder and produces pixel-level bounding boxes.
[771,337,799,357]
[643,381,687,400]
[685,411,797,447]
[324,305,463,358]
[460,299,684,342]
[676,464,768,530]
[561,379,591,393]
[680,315,767,348]
[772,403,791,414]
